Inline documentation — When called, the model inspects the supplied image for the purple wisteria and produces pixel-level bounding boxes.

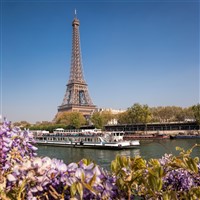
[0,120,120,199]
[5,156,119,199]
[163,168,198,191]
[0,120,37,171]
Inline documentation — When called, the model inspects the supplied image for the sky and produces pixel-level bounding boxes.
[0,0,199,123]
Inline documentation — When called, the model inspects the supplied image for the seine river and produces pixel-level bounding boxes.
[37,139,200,171]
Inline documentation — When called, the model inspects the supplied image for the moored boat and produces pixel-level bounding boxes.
[124,133,170,140]
[170,135,200,139]
[33,129,140,150]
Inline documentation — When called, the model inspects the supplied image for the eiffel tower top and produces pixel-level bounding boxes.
[68,10,86,85]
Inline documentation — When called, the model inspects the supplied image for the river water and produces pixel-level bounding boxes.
[37,139,200,171]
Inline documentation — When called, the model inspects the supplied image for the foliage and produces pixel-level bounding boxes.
[30,123,69,133]
[13,121,31,129]
[192,103,200,124]
[117,104,196,124]
[117,111,129,124]
[90,111,113,129]
[54,112,86,128]
[111,145,200,200]
[150,106,195,123]
[1,120,200,200]
[123,103,152,124]
[90,112,103,129]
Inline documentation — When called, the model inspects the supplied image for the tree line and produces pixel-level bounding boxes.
[13,103,200,131]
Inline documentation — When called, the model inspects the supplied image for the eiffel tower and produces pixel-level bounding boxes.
[58,12,96,118]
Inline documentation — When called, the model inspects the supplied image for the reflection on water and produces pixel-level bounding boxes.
[119,149,140,157]
[37,139,200,171]
[37,146,141,170]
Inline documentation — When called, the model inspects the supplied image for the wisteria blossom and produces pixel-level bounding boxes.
[0,120,120,199]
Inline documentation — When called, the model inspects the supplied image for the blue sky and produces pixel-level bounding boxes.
[0,0,199,123]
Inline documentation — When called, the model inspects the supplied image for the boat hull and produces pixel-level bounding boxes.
[35,141,140,150]
[170,135,200,139]
[124,135,170,140]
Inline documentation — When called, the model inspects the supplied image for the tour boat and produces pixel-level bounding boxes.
[33,129,140,150]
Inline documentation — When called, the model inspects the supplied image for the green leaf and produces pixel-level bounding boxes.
[81,181,98,195]
[89,174,96,186]
[176,146,184,152]
[70,183,77,197]
[111,160,117,172]
[76,182,83,200]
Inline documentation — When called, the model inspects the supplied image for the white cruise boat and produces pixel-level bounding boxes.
[33,129,140,150]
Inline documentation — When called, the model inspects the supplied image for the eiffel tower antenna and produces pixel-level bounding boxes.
[75,9,77,18]
[58,13,96,118]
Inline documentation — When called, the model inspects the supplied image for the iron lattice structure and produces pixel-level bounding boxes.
[58,16,96,117]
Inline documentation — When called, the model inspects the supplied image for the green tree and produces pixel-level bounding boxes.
[192,104,200,124]
[13,121,31,129]
[101,110,113,124]
[90,110,113,129]
[90,112,104,129]
[54,112,86,128]
[126,103,152,124]
[151,106,196,123]
[117,111,129,124]
[69,112,86,128]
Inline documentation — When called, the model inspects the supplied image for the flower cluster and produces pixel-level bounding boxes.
[163,168,197,191]
[6,156,119,199]
[159,153,173,166]
[0,120,119,199]
[0,120,37,184]
[159,152,200,192]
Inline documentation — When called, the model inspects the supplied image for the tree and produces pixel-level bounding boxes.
[117,111,129,124]
[90,110,114,129]
[101,110,113,124]
[13,121,31,129]
[151,106,196,123]
[90,112,104,129]
[69,112,86,129]
[126,103,152,124]
[151,106,186,122]
[192,104,200,124]
[54,112,86,128]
